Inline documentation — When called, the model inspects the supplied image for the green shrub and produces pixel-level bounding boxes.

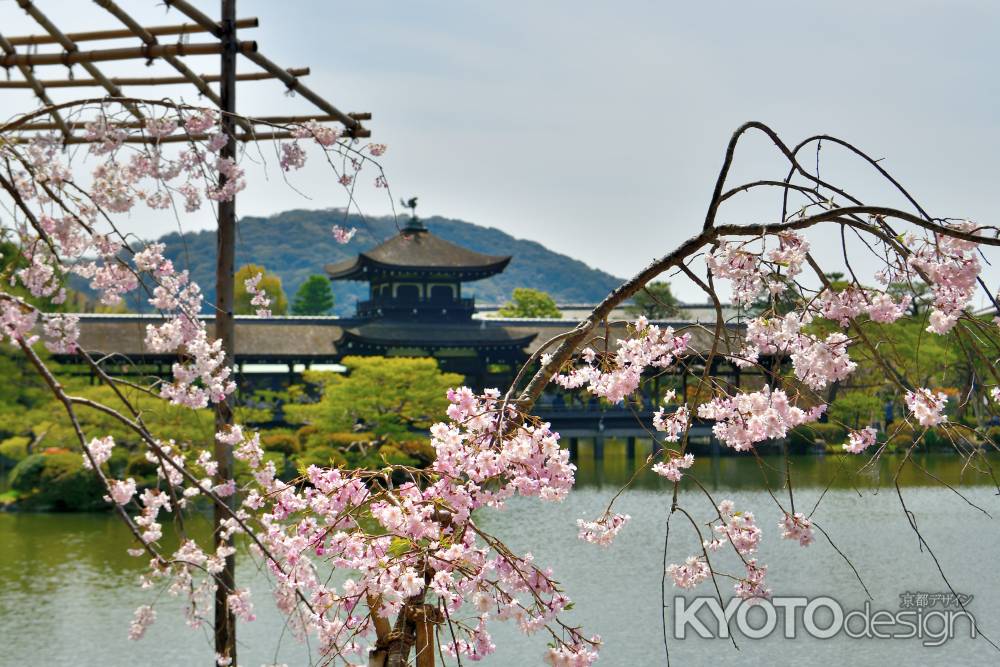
[125,453,159,479]
[303,431,375,451]
[394,439,436,465]
[786,423,848,454]
[10,452,107,510]
[9,453,46,490]
[986,426,1000,446]
[377,444,418,467]
[295,446,348,471]
[921,428,951,449]
[262,433,299,456]
[0,436,30,468]
[885,434,913,452]
[295,425,318,444]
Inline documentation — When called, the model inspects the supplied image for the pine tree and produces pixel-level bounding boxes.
[292,274,335,315]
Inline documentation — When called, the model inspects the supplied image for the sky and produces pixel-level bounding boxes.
[1,0,999,302]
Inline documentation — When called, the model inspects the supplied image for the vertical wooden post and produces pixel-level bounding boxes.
[593,434,605,462]
[213,0,238,663]
[626,436,636,460]
[414,610,436,667]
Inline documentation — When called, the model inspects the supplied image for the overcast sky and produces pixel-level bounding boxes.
[2,0,998,302]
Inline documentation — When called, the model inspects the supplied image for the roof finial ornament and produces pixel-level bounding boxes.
[401,196,424,232]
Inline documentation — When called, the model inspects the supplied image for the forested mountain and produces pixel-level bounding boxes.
[155,209,623,315]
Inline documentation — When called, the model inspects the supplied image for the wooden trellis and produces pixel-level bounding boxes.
[1,0,370,141]
[0,2,373,664]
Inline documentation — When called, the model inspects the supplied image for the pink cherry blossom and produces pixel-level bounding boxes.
[697,386,825,451]
[82,436,115,470]
[332,225,357,244]
[651,452,694,482]
[666,556,711,589]
[843,427,877,454]
[577,513,631,546]
[244,272,272,317]
[778,512,814,547]
[128,605,156,640]
[905,388,948,427]
[107,478,137,505]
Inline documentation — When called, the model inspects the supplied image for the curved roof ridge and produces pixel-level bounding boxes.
[327,227,511,281]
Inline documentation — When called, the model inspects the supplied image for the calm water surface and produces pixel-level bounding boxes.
[2,444,999,666]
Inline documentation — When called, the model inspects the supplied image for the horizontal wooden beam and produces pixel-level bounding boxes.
[0,40,257,67]
[16,113,371,132]
[162,0,366,134]
[4,18,258,46]
[0,67,310,89]
[57,128,371,144]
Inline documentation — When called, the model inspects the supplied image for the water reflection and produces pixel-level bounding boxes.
[570,438,1000,490]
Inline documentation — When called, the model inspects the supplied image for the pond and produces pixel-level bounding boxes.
[2,442,999,666]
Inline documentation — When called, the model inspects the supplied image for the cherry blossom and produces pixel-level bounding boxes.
[666,556,710,589]
[332,224,357,244]
[651,452,694,482]
[42,313,80,354]
[577,513,631,546]
[652,390,690,442]
[697,386,825,452]
[107,478,137,506]
[128,605,156,641]
[905,388,948,427]
[243,272,272,318]
[553,318,689,404]
[778,512,814,547]
[843,427,877,454]
[82,436,115,470]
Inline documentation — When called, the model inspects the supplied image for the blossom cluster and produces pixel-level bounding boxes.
[843,427,877,454]
[668,500,772,602]
[907,222,983,334]
[243,272,272,318]
[778,512,814,547]
[141,388,598,664]
[904,388,948,427]
[735,313,857,391]
[697,386,825,451]
[652,389,690,442]
[553,317,690,404]
[707,232,810,304]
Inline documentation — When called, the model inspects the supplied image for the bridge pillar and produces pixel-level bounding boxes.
[626,436,636,460]
[593,435,605,462]
[568,437,579,460]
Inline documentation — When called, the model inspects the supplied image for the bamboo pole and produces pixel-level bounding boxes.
[18,113,370,132]
[213,0,239,662]
[22,128,369,146]
[0,33,71,139]
[0,40,256,67]
[16,0,141,119]
[4,17,258,45]
[163,0,366,134]
[0,68,310,89]
[93,0,253,135]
